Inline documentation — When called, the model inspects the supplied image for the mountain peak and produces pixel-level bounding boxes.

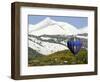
[42,17,55,25]
[44,17,52,21]
[29,17,56,32]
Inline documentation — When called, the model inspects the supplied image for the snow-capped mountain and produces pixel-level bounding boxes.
[29,17,80,36]
[28,17,88,55]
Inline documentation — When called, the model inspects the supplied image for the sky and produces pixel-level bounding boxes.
[28,15,88,29]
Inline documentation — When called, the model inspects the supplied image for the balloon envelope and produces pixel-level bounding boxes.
[67,39,82,55]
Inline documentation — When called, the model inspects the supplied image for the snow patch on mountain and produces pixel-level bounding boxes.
[29,37,68,55]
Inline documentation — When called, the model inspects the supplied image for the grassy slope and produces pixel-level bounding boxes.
[28,48,88,66]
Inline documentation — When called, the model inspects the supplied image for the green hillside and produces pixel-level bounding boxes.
[28,48,88,66]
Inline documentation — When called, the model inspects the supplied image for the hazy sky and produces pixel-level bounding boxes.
[28,15,88,28]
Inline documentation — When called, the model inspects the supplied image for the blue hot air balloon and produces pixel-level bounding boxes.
[67,37,82,55]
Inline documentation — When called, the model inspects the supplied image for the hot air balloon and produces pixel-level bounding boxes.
[67,36,82,55]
